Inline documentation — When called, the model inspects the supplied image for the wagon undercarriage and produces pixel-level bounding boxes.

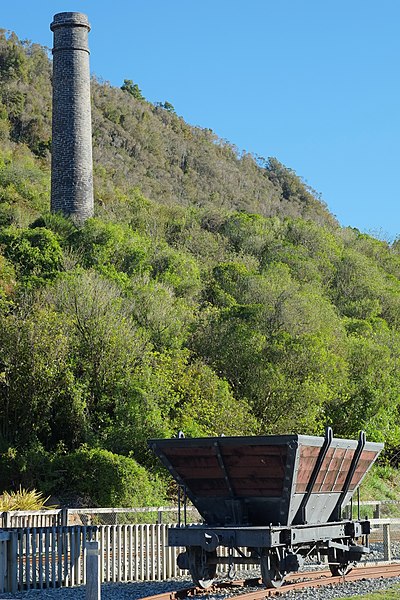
[171,520,371,587]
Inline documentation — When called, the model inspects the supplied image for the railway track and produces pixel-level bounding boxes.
[142,563,400,600]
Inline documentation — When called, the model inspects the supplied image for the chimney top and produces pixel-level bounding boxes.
[50,12,90,31]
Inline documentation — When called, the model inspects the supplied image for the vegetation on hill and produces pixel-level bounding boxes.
[0,30,399,506]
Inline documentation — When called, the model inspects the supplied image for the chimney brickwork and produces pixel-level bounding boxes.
[50,12,94,222]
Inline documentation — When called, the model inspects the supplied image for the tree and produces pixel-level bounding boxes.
[154,101,176,113]
[45,271,150,438]
[120,79,145,101]
[0,303,85,449]
[327,323,400,449]
[0,226,62,285]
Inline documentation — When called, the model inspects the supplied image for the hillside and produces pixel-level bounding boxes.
[0,30,336,228]
[0,30,400,506]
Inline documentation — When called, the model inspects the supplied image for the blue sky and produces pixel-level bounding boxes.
[2,1,400,239]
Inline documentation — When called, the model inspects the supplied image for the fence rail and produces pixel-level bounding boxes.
[1,513,400,592]
[3,501,399,529]
[1,506,201,528]
[1,510,66,528]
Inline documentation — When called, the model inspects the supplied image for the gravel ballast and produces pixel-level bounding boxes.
[2,572,400,600]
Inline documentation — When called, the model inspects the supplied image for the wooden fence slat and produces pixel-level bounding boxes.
[161,524,166,581]
[140,524,144,581]
[51,527,56,588]
[105,526,111,583]
[99,527,104,584]
[79,526,85,585]
[134,525,139,581]
[147,524,152,580]
[65,528,70,587]
[112,525,116,583]
[151,524,156,580]
[18,530,23,590]
[103,527,108,583]
[75,527,80,586]
[108,526,113,583]
[70,528,75,586]
[156,524,161,580]
[44,528,50,588]
[128,525,133,582]
[32,527,37,588]
[75,526,81,586]
[57,527,63,587]
[82,526,87,585]
[123,525,127,582]
[117,525,121,583]
[38,528,43,588]
[167,529,173,579]
[26,528,31,588]
[77,527,82,586]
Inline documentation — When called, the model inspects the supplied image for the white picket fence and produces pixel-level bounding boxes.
[0,523,257,592]
[1,517,399,592]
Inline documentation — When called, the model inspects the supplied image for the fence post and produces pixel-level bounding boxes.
[373,503,381,519]
[86,541,100,600]
[61,508,69,526]
[157,509,163,525]
[6,531,17,594]
[383,523,392,561]
[3,512,10,528]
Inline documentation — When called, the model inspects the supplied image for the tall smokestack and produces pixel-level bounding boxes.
[50,12,94,223]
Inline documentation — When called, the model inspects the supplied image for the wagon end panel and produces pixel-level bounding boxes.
[290,433,383,525]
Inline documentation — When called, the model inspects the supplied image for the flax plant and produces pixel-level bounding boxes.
[0,486,56,510]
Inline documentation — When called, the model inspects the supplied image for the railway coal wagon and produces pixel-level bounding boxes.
[149,429,383,588]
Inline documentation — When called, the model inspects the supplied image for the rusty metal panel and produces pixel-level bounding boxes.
[160,441,288,499]
[349,450,380,490]
[295,445,380,495]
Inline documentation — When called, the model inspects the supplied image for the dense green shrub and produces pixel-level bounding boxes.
[0,226,62,282]
[0,446,53,493]
[52,447,165,507]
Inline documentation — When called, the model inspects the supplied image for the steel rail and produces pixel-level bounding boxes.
[141,563,400,600]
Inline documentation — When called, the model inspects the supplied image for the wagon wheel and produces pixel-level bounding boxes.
[187,547,217,589]
[260,550,286,588]
[328,548,351,577]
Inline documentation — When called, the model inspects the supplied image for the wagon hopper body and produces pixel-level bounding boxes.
[149,429,383,588]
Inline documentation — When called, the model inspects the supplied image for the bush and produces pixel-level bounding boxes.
[0,226,62,282]
[0,446,54,493]
[52,447,166,507]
